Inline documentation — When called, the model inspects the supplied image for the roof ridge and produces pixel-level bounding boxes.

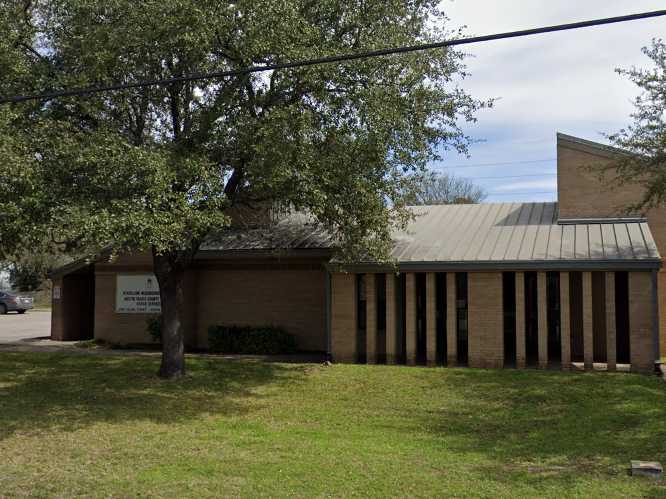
[556,132,633,158]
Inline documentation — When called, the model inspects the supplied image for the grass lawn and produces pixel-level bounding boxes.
[1,353,666,497]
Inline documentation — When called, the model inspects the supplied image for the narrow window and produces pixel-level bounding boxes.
[615,271,630,364]
[503,272,517,366]
[356,274,367,363]
[547,272,562,363]
[435,273,447,365]
[569,272,584,362]
[524,272,539,366]
[376,274,387,364]
[416,273,427,364]
[398,273,407,364]
[592,272,607,363]
[456,272,469,365]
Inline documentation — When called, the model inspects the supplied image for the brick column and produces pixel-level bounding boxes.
[366,274,377,364]
[629,272,654,373]
[583,271,594,370]
[330,273,356,363]
[659,270,666,359]
[515,272,526,368]
[426,273,437,366]
[468,273,504,369]
[50,277,65,341]
[560,272,571,370]
[606,272,617,371]
[405,273,417,365]
[446,273,457,366]
[385,273,398,364]
[537,272,548,368]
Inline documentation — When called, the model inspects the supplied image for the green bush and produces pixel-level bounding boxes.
[208,325,297,354]
[146,316,161,343]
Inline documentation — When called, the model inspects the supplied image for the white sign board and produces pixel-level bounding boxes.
[53,286,61,300]
[115,274,161,314]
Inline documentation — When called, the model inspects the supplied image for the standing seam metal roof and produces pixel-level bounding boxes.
[390,202,660,264]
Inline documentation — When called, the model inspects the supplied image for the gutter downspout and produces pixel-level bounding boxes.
[325,270,332,362]
[652,269,662,375]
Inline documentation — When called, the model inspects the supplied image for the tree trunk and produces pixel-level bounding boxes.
[152,249,187,379]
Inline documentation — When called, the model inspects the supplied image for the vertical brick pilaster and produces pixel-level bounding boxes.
[583,272,594,370]
[405,273,417,365]
[446,272,457,366]
[629,272,654,373]
[426,273,437,366]
[537,272,548,369]
[330,273,356,363]
[560,272,571,370]
[515,272,526,368]
[385,273,398,364]
[468,272,504,369]
[366,274,377,364]
[659,270,666,358]
[606,272,617,371]
[51,277,65,341]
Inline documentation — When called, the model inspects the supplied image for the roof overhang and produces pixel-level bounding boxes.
[328,258,662,273]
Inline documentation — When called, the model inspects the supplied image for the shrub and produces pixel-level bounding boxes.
[146,316,161,343]
[208,325,297,355]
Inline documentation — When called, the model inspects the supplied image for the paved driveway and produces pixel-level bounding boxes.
[0,310,52,344]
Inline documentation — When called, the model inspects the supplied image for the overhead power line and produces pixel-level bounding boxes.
[1,10,665,104]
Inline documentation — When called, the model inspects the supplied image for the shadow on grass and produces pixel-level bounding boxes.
[410,368,666,479]
[0,352,301,442]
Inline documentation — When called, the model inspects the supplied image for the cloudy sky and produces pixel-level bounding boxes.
[434,1,666,202]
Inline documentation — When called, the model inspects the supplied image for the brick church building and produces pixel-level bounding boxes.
[51,133,665,372]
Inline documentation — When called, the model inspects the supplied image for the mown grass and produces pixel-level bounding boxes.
[1,352,666,498]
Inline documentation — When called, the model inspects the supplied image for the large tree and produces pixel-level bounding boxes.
[607,38,666,209]
[4,0,486,377]
[0,1,45,261]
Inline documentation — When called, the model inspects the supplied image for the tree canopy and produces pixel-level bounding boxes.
[608,38,666,209]
[2,0,487,377]
[0,1,45,260]
[411,171,487,205]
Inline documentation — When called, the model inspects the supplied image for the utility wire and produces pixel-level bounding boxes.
[1,9,665,104]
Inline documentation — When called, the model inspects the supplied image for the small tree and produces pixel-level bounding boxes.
[411,171,486,205]
[3,253,68,292]
[5,0,487,378]
[607,38,666,209]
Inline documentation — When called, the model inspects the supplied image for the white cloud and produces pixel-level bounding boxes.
[493,178,558,192]
[433,0,666,202]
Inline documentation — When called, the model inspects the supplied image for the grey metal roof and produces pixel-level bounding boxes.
[389,202,660,269]
[51,202,662,278]
[200,212,333,252]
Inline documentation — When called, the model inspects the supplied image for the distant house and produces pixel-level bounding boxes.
[50,134,664,372]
